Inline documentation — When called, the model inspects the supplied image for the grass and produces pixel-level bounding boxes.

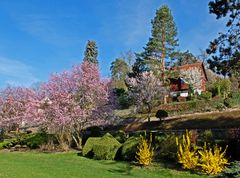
[0,151,208,178]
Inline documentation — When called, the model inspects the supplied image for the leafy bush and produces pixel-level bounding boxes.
[0,132,49,150]
[155,134,178,161]
[200,91,212,100]
[155,110,168,121]
[218,161,240,178]
[82,133,121,160]
[0,139,16,149]
[82,137,101,157]
[112,130,127,143]
[136,134,154,166]
[224,98,234,108]
[214,78,232,98]
[176,130,199,170]
[92,133,121,160]
[187,100,207,112]
[121,136,140,161]
[216,103,226,111]
[0,133,27,149]
[201,130,214,145]
[231,91,240,106]
[198,143,229,175]
[25,133,48,149]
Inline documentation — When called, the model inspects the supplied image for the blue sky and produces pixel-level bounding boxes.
[0,0,226,88]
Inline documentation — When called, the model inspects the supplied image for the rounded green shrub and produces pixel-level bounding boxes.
[82,133,121,160]
[82,137,101,157]
[121,136,140,161]
[92,133,121,160]
[155,110,168,121]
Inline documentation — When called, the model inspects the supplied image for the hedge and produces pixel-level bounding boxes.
[82,133,121,160]
[120,136,140,161]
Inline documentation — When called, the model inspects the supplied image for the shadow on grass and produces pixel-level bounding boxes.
[77,152,82,156]
[98,160,134,176]
[117,109,240,131]
[155,159,204,177]
[136,115,240,130]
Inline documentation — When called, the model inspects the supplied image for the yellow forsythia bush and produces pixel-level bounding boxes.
[198,142,229,175]
[176,130,229,175]
[136,134,154,166]
[176,130,199,170]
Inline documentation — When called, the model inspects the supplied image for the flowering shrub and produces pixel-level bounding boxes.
[176,130,229,175]
[136,134,154,166]
[176,130,199,170]
[0,61,115,150]
[198,143,229,175]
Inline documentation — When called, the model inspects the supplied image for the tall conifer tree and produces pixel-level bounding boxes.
[83,40,98,64]
[134,5,178,76]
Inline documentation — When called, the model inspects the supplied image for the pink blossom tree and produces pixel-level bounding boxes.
[126,71,167,123]
[36,61,114,150]
[0,86,40,130]
[0,61,115,150]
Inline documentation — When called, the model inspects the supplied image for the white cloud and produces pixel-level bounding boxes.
[0,56,38,87]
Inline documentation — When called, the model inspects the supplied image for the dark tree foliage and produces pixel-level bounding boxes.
[207,0,240,77]
[83,40,98,64]
[110,58,129,89]
[172,50,199,66]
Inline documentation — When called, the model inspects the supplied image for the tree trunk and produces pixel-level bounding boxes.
[147,104,152,127]
[72,135,82,150]
[161,22,165,79]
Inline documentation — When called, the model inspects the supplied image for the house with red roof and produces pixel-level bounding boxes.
[169,62,208,98]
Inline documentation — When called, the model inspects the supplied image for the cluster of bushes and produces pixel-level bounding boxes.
[82,131,155,166]
[0,132,49,150]
[153,90,240,116]
[176,130,229,175]
[82,129,240,177]
[82,132,142,161]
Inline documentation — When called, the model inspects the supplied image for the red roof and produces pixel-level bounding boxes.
[169,62,208,92]
[170,78,189,91]
[177,62,208,81]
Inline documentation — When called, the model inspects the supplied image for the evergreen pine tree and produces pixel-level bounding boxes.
[206,0,240,79]
[134,5,178,76]
[83,40,98,64]
[110,58,129,90]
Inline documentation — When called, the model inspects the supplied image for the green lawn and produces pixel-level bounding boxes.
[0,152,208,178]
